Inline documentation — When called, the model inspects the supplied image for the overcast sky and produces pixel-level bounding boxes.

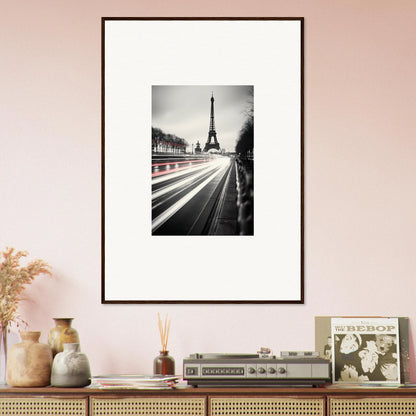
[152,85,253,152]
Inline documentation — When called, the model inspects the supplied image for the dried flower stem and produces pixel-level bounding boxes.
[0,247,51,331]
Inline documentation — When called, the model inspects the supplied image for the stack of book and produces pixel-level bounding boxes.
[89,374,180,389]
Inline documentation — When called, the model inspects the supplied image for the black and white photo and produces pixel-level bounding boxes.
[152,85,253,236]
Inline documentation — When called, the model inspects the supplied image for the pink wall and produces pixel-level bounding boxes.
[1,0,416,380]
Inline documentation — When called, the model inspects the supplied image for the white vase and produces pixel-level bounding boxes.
[51,343,91,387]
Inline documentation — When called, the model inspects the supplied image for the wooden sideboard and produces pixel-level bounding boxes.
[1,385,416,416]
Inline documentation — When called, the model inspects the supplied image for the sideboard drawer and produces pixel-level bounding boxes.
[91,396,206,416]
[329,397,416,416]
[210,397,325,416]
[0,397,87,416]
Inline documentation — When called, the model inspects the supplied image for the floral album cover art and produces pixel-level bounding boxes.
[331,317,401,384]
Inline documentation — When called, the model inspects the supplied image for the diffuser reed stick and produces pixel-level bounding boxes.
[158,313,171,352]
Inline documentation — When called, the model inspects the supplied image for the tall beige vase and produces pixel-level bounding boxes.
[6,331,52,387]
[48,318,80,357]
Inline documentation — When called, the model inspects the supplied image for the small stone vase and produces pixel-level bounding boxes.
[51,343,91,387]
[6,331,52,387]
[48,318,80,357]
[153,350,175,375]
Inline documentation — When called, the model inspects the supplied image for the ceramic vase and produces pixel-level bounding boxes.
[153,350,175,375]
[51,343,91,387]
[48,318,80,357]
[6,331,52,387]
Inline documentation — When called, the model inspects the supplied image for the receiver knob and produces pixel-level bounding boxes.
[248,367,256,374]
[278,367,286,374]
[268,367,276,374]
[258,367,266,374]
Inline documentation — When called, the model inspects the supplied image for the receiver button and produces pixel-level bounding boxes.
[186,367,198,376]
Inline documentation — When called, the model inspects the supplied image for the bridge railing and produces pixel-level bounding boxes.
[235,157,254,235]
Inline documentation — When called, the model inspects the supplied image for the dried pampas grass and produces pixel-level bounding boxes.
[0,247,51,331]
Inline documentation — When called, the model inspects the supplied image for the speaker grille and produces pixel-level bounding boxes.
[91,397,205,416]
[0,398,87,416]
[210,397,324,416]
[330,398,416,415]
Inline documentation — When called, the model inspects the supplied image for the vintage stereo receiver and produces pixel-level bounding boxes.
[183,351,331,387]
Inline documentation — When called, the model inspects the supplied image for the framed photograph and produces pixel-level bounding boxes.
[102,17,304,303]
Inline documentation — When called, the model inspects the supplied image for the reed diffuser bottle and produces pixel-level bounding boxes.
[153,313,175,375]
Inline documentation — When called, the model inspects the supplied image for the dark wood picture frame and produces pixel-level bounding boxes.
[102,17,304,303]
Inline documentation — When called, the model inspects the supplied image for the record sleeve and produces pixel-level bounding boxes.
[331,317,401,384]
[315,316,409,384]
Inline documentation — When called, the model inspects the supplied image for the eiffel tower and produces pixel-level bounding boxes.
[203,93,221,152]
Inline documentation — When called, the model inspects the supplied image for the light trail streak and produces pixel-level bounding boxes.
[151,159,206,167]
[152,158,227,201]
[152,159,217,184]
[152,157,230,233]
[151,160,209,178]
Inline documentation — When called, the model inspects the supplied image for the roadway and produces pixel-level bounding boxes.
[152,155,237,235]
